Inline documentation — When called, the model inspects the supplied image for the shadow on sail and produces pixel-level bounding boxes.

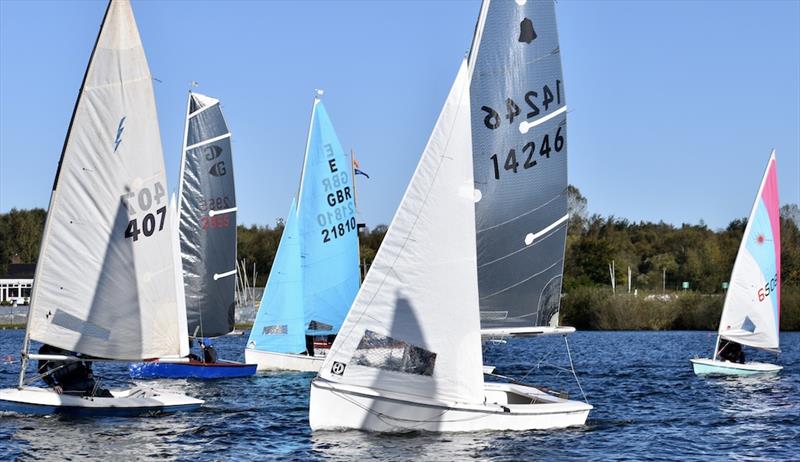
[354,293,440,432]
[74,197,141,358]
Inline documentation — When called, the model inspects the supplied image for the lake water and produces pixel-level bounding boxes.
[1,330,797,461]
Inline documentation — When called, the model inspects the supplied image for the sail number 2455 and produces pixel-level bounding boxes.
[120,182,167,242]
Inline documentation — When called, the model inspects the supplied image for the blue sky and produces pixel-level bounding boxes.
[1,0,798,230]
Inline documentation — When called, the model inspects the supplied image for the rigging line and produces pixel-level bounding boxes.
[564,335,588,404]
[329,388,494,430]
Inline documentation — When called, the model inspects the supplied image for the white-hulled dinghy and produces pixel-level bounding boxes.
[245,94,361,372]
[691,152,782,376]
[309,52,591,432]
[0,0,202,415]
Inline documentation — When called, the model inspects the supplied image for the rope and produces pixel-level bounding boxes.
[563,335,588,404]
[328,387,495,431]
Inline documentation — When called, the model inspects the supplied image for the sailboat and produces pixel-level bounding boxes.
[0,0,203,415]
[129,92,257,379]
[245,94,361,372]
[691,151,782,376]
[309,0,592,432]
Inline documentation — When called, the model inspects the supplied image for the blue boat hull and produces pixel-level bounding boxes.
[129,360,257,379]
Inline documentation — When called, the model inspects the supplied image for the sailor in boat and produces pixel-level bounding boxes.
[37,344,113,397]
[717,339,745,364]
[199,338,218,363]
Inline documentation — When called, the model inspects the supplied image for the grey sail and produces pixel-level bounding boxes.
[470,0,568,330]
[178,92,237,338]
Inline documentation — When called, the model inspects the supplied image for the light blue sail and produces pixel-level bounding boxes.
[248,99,360,354]
[247,199,306,354]
[299,101,360,336]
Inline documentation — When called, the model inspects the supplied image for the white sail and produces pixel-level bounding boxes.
[717,152,781,351]
[26,0,188,360]
[318,60,485,404]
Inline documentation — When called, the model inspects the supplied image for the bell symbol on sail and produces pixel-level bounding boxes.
[518,17,537,44]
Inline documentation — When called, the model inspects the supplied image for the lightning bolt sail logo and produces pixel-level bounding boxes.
[114,116,126,153]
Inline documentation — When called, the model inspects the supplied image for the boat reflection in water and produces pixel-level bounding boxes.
[8,411,203,460]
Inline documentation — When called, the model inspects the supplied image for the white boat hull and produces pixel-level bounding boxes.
[245,348,323,372]
[690,358,782,376]
[309,378,591,432]
[0,386,203,416]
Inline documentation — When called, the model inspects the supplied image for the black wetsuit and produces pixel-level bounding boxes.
[201,344,218,363]
[717,339,746,364]
[37,344,113,397]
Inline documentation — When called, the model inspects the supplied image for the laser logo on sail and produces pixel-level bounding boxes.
[113,116,126,152]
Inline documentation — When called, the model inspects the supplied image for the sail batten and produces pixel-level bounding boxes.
[27,0,185,360]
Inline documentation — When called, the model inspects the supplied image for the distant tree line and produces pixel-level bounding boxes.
[1,188,798,330]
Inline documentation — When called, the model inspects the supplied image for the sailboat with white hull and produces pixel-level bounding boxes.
[245,94,361,372]
[309,0,591,433]
[0,0,202,415]
[129,92,257,379]
[691,151,782,376]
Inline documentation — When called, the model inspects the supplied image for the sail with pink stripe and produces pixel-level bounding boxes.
[717,150,781,351]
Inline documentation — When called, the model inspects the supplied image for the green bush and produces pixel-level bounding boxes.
[561,286,797,331]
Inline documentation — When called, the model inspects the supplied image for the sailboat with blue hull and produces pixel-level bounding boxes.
[245,95,361,372]
[130,92,256,379]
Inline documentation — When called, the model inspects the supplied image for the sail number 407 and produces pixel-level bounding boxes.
[120,182,167,242]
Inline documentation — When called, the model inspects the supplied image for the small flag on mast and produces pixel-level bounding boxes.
[353,157,369,179]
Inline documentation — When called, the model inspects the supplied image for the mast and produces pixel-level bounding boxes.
[18,0,113,388]
[176,90,192,244]
[296,91,322,215]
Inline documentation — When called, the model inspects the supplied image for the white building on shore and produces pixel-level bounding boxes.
[0,264,34,305]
